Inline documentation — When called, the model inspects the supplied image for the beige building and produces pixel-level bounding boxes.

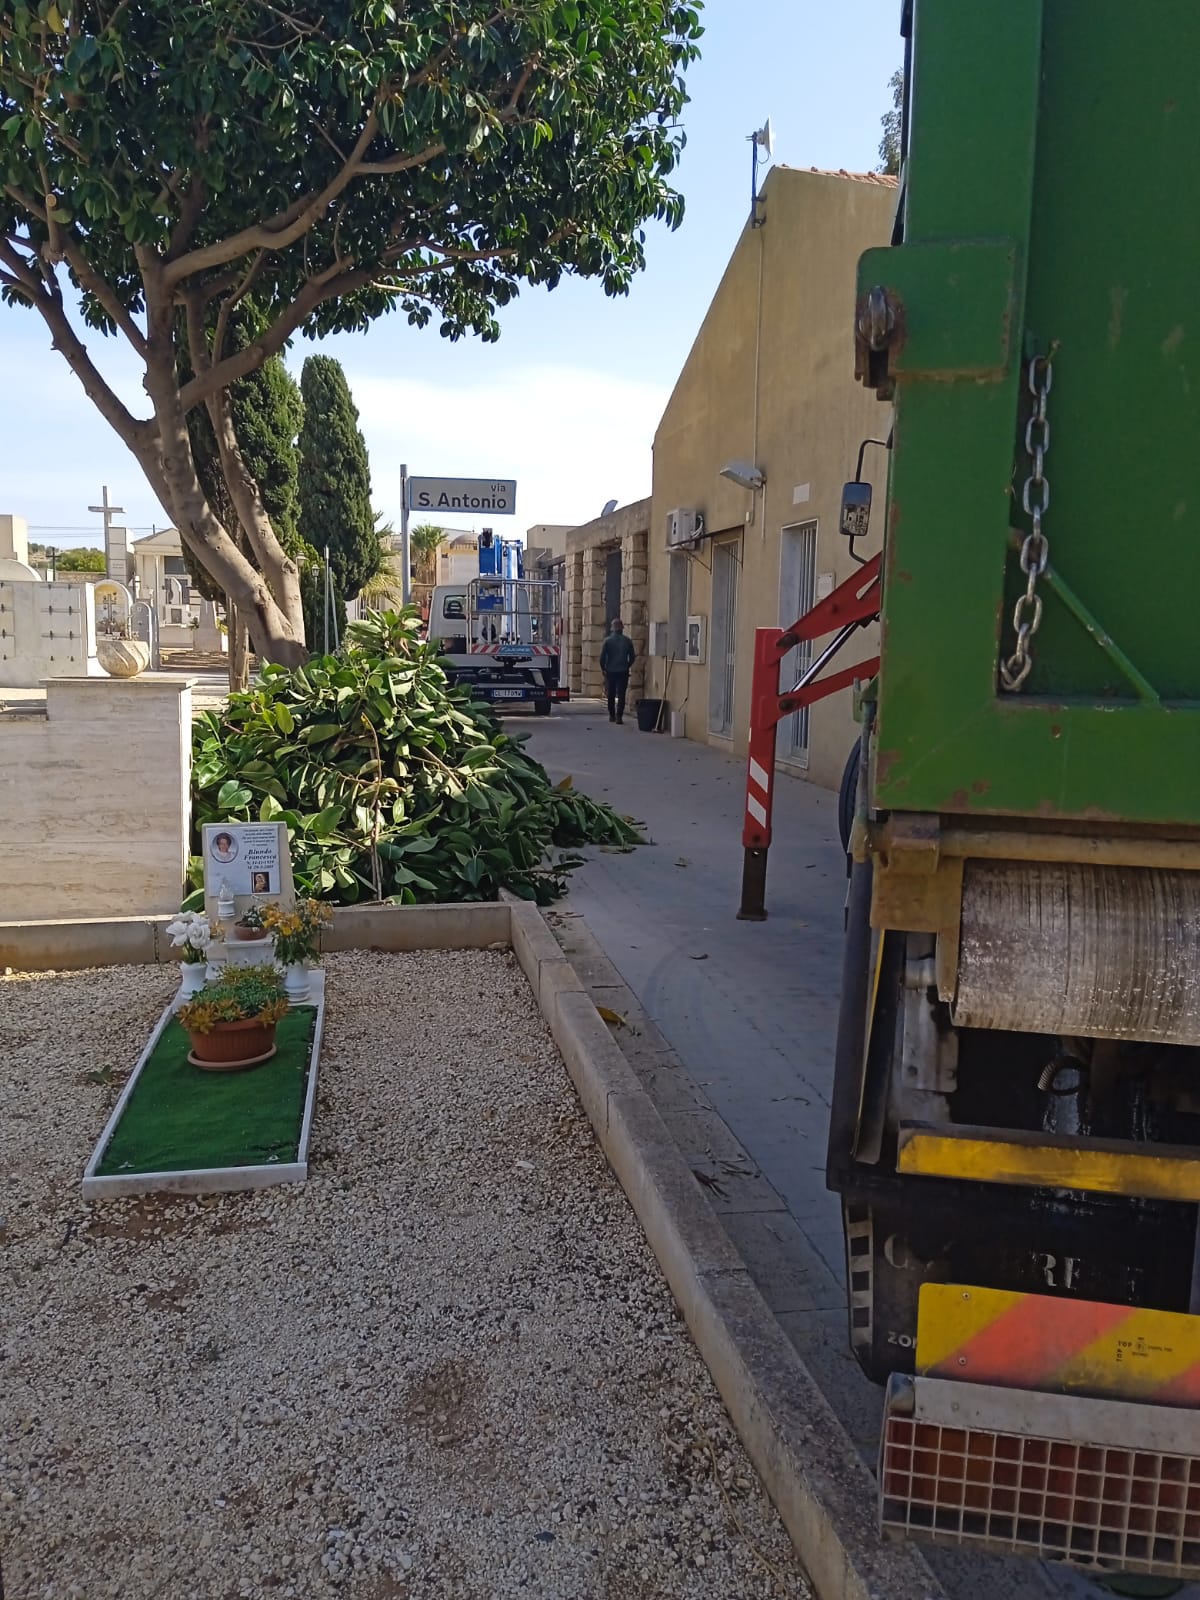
[525,523,572,563]
[643,166,896,789]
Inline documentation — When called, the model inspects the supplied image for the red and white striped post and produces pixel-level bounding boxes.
[738,627,786,920]
[736,554,882,921]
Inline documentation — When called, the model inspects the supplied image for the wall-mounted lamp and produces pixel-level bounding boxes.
[720,461,766,492]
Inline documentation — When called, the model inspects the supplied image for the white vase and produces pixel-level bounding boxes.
[284,962,311,1003]
[179,961,208,998]
[96,637,151,678]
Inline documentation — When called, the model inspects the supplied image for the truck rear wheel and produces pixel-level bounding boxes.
[534,700,551,717]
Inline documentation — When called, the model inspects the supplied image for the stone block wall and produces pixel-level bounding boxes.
[563,498,651,699]
[0,676,193,920]
[619,526,648,700]
[566,552,584,692]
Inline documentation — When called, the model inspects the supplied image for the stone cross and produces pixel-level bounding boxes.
[88,486,126,578]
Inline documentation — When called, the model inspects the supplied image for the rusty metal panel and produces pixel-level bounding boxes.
[952,860,1200,1043]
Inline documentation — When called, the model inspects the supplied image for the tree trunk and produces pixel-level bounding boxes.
[138,288,307,666]
[227,599,250,693]
[16,256,310,668]
[207,385,306,651]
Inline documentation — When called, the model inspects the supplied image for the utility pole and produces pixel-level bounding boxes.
[400,462,412,606]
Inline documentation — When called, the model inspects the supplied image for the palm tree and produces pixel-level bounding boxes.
[409,522,444,587]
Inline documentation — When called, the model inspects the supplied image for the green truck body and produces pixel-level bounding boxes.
[865,0,1200,825]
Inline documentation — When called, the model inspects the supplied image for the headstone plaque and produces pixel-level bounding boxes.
[201,821,295,924]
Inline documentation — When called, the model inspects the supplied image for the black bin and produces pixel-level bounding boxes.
[635,698,664,732]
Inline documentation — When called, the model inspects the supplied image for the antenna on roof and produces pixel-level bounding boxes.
[748,118,774,228]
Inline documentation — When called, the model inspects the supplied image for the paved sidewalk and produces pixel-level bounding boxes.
[524,701,1182,1600]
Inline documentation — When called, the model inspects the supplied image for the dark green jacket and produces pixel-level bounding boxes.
[600,632,636,674]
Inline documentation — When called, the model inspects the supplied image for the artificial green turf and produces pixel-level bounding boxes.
[96,1006,317,1176]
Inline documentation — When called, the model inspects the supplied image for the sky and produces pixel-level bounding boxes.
[0,1,903,551]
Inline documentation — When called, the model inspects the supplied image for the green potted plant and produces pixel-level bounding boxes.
[261,899,332,1001]
[177,964,289,1072]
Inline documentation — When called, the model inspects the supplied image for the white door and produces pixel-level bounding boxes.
[779,521,818,763]
[708,540,739,737]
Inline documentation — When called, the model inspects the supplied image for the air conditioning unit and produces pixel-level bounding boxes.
[685,614,707,665]
[665,507,704,550]
[648,621,670,658]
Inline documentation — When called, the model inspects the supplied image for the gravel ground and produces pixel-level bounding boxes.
[0,950,813,1599]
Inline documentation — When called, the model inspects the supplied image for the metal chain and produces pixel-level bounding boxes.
[1000,353,1054,692]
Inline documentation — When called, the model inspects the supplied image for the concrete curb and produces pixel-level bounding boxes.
[507,896,946,1600]
[1,902,512,971]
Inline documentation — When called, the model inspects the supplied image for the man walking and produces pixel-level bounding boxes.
[599,617,636,724]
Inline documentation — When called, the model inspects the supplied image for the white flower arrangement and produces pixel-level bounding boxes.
[165,911,214,965]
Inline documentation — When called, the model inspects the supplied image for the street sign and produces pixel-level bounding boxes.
[407,476,517,515]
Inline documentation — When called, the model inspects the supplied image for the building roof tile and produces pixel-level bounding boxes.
[779,165,899,187]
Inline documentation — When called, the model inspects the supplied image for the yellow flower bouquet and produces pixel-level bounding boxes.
[261,898,332,967]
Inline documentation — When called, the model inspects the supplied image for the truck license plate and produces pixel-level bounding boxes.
[493,689,524,699]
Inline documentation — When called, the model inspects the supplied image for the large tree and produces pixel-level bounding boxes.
[0,1,703,663]
[298,354,380,601]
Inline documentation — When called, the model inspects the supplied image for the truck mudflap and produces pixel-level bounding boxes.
[880,1285,1200,1579]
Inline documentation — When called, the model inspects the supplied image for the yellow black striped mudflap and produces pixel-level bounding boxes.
[878,1285,1200,1579]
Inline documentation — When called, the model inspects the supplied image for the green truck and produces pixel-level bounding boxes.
[742,0,1200,1582]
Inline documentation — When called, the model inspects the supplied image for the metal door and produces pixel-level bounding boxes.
[603,548,622,631]
[778,521,819,762]
[708,540,739,737]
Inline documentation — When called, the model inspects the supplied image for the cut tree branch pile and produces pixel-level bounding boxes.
[190,610,641,906]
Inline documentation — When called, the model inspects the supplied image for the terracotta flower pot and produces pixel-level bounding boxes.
[186,1016,278,1072]
[231,924,266,942]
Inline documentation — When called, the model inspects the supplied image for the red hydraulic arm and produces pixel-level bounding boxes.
[737,554,881,919]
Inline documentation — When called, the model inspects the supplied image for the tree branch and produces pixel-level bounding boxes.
[212,251,265,365]
[183,284,210,378]
[165,177,207,262]
[177,257,354,411]
[61,233,148,354]
[0,239,151,446]
[354,139,446,177]
[5,182,48,224]
[161,110,383,288]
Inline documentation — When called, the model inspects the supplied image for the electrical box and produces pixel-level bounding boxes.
[685,615,706,665]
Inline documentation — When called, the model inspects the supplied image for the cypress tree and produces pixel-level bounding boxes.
[298,356,382,601]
